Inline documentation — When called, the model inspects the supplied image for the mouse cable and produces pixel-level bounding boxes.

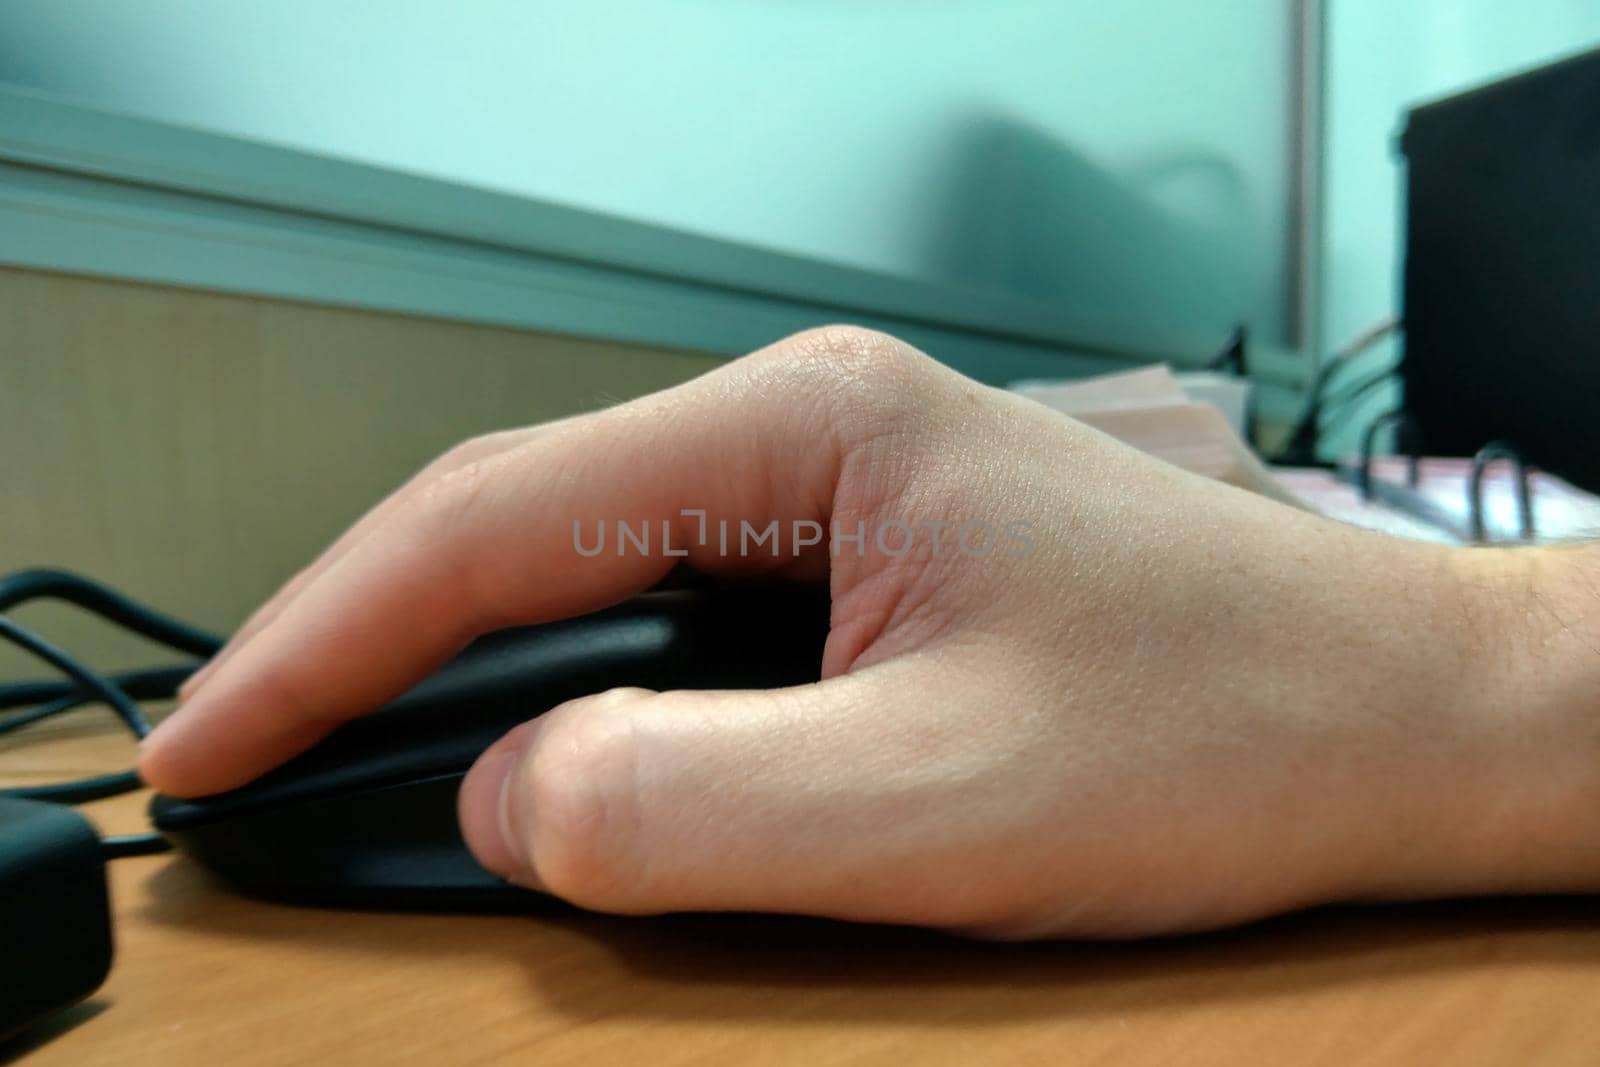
[0,664,195,736]
[0,614,167,808]
[0,615,156,740]
[0,568,226,856]
[0,569,223,658]
[1270,317,1401,465]
[99,831,174,859]
[0,568,223,738]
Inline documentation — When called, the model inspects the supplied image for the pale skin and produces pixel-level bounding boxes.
[137,326,1600,938]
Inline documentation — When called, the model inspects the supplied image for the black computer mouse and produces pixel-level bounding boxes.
[150,583,830,909]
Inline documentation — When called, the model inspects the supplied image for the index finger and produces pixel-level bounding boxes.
[137,328,954,796]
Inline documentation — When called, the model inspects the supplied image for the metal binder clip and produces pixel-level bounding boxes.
[1358,410,1422,501]
[1346,413,1538,544]
[1468,441,1536,543]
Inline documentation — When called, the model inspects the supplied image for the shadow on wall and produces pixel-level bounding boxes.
[920,116,1262,353]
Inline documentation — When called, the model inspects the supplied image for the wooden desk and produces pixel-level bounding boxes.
[6,712,1600,1066]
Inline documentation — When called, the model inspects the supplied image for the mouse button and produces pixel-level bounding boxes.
[394,610,687,711]
[163,773,518,904]
[147,624,689,829]
[147,719,496,831]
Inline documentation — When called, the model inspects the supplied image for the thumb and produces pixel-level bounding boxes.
[455,657,1026,927]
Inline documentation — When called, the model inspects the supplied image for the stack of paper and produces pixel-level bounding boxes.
[1010,366,1299,507]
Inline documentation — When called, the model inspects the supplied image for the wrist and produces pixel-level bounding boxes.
[1414,543,1600,897]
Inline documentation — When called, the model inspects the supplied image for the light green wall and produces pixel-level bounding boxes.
[0,1,1295,353]
[1319,0,1600,454]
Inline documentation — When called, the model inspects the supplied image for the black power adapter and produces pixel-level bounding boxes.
[0,796,114,1041]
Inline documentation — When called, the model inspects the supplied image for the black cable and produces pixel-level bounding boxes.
[101,832,172,859]
[0,569,224,659]
[1272,318,1401,465]
[0,665,197,732]
[0,570,224,819]
[1319,368,1401,437]
[5,770,144,805]
[0,615,151,739]
[0,664,200,712]
[0,614,154,805]
[0,568,217,738]
[1310,319,1401,402]
[0,674,190,802]
[0,693,85,736]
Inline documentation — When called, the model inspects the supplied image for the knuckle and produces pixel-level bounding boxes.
[521,693,650,910]
[404,444,542,634]
[786,324,925,392]
[762,325,951,443]
[416,439,480,484]
[411,456,521,586]
[405,464,508,607]
[430,430,519,475]
[432,438,478,472]
[413,453,503,527]
[786,323,908,366]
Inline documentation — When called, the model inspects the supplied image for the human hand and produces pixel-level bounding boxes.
[139,327,1600,937]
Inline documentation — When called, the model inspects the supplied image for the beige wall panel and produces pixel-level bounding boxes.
[0,267,723,675]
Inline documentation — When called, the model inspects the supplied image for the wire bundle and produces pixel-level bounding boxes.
[1275,319,1402,465]
[0,569,224,856]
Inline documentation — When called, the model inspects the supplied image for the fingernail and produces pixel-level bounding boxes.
[178,658,221,704]
[136,712,191,793]
[138,715,175,761]
[175,677,202,704]
[457,724,542,889]
[139,674,218,773]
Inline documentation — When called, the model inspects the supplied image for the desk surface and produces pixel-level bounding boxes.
[6,712,1600,1066]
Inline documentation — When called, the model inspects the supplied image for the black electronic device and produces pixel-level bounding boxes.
[0,797,114,1042]
[150,584,830,907]
[1399,47,1600,491]
[0,569,826,1056]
